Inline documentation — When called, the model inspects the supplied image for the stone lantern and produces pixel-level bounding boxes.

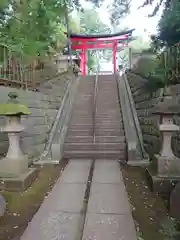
[153,96,180,177]
[0,92,37,191]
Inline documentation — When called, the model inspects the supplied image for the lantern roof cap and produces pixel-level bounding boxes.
[0,92,31,116]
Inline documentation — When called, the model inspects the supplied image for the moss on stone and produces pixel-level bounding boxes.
[0,104,31,116]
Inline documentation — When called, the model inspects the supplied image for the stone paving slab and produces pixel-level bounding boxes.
[82,213,137,240]
[93,160,123,183]
[21,160,89,240]
[85,160,137,240]
[21,212,81,240]
[87,183,130,214]
[61,159,92,183]
[43,182,86,213]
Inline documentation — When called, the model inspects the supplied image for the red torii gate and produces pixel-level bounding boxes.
[65,29,135,75]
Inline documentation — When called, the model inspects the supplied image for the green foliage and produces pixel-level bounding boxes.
[108,0,130,27]
[136,229,144,240]
[158,0,180,45]
[77,8,111,71]
[0,0,109,59]
[87,51,96,73]
[129,35,150,52]
[160,217,180,240]
[0,0,130,60]
[132,54,169,93]
[0,0,69,58]
[139,0,172,17]
[145,1,180,91]
[79,8,111,34]
[133,55,158,77]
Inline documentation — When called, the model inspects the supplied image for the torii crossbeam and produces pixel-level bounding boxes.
[65,29,135,75]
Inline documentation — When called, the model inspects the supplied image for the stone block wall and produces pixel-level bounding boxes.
[0,71,75,160]
[126,70,180,157]
[32,60,68,86]
[126,71,162,155]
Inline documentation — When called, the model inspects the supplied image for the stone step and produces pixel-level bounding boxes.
[66,129,124,137]
[70,113,92,117]
[69,119,93,123]
[96,104,120,107]
[63,150,126,159]
[95,122,122,126]
[72,109,92,111]
[69,121,93,126]
[70,118,92,122]
[95,113,121,115]
[95,116,122,119]
[95,122,122,125]
[66,132,93,137]
[68,124,93,130]
[97,100,119,103]
[95,136,125,143]
[65,136,93,143]
[95,118,121,121]
[68,125,123,131]
[96,112,121,114]
[65,136,125,143]
[94,130,124,136]
[67,129,92,133]
[63,143,125,151]
[94,125,123,129]
[96,111,121,113]
[95,125,123,129]
[95,120,123,124]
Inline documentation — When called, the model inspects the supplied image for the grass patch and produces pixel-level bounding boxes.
[0,159,67,240]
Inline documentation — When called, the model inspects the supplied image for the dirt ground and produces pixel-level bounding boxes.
[0,159,68,240]
[121,165,168,240]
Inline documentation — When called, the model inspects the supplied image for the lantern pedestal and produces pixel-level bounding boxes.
[146,96,180,197]
[0,116,29,177]
[157,121,180,178]
[157,156,180,178]
[146,167,179,199]
[0,92,37,191]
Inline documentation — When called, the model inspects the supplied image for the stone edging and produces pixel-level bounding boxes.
[116,73,149,166]
[34,76,80,164]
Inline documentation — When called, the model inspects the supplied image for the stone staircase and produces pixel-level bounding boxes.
[63,75,126,160]
[20,74,137,240]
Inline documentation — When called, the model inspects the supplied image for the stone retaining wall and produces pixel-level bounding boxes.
[126,71,162,155]
[126,70,180,157]
[0,71,76,160]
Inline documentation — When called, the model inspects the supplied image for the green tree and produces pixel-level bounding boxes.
[158,0,180,45]
[77,8,111,72]
[79,8,111,34]
[139,0,172,16]
[0,0,130,66]
[0,0,67,57]
[108,0,130,29]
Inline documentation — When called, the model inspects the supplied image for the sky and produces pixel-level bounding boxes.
[82,0,163,37]
[122,1,162,35]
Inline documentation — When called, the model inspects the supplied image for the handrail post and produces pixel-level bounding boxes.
[93,72,98,143]
[128,47,132,69]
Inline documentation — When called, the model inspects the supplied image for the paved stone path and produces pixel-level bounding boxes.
[20,159,137,240]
